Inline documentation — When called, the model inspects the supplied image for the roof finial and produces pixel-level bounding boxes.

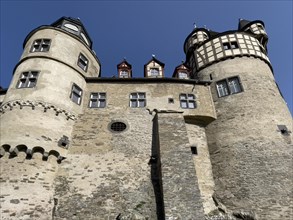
[193,22,197,29]
[152,54,155,58]
[123,57,127,61]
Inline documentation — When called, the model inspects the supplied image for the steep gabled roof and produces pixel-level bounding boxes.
[144,56,165,68]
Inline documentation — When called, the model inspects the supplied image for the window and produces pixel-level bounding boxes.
[216,77,242,97]
[89,93,106,108]
[120,70,129,78]
[223,41,238,50]
[77,53,88,72]
[150,68,159,76]
[17,71,39,88]
[64,23,79,32]
[30,39,51,52]
[110,122,127,133]
[130,93,146,108]
[179,94,196,109]
[231,42,238,49]
[178,72,188,79]
[70,84,82,105]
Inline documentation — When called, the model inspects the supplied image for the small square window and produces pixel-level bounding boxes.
[130,92,146,108]
[223,42,230,50]
[70,84,82,105]
[179,93,196,109]
[231,42,239,49]
[17,71,39,88]
[191,146,197,155]
[30,39,51,52]
[77,53,88,72]
[89,92,106,108]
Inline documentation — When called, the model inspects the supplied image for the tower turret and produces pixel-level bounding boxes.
[184,19,292,219]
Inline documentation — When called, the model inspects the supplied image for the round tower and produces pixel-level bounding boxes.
[0,17,100,219]
[184,19,292,219]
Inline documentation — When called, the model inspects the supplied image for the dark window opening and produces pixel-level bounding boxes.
[223,41,238,50]
[168,98,174,104]
[277,125,290,135]
[191,146,197,155]
[110,122,127,132]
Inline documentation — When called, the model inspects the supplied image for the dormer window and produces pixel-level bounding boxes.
[173,63,191,79]
[117,59,132,78]
[50,17,93,48]
[150,68,159,76]
[144,56,164,78]
[77,53,88,72]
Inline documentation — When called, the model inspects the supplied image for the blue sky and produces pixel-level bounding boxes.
[1,0,292,113]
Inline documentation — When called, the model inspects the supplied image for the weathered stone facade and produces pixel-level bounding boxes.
[0,17,292,220]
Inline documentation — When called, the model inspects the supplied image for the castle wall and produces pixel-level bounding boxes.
[185,123,216,214]
[0,153,58,219]
[50,82,215,219]
[156,112,205,219]
[198,57,292,219]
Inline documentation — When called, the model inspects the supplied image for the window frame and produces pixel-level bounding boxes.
[216,76,243,98]
[179,93,196,109]
[77,53,89,72]
[30,39,51,53]
[89,92,107,108]
[70,84,83,105]
[129,92,146,108]
[16,71,39,89]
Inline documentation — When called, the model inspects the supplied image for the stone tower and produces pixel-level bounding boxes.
[184,19,292,219]
[0,17,101,219]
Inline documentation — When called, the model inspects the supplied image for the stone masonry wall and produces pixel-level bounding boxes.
[53,108,157,219]
[185,123,217,215]
[157,112,205,219]
[0,153,58,220]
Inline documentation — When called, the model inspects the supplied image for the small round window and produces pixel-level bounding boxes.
[110,122,127,133]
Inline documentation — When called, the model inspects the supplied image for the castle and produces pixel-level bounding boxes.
[0,17,292,220]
